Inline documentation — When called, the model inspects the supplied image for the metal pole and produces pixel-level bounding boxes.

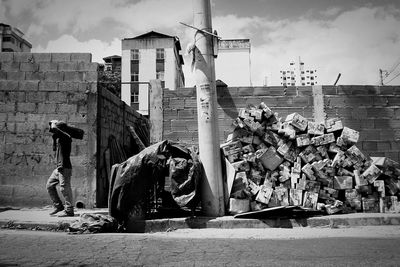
[192,0,225,216]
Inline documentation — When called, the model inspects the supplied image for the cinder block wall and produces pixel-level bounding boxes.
[163,85,400,162]
[323,85,400,162]
[0,52,98,207]
[97,87,149,207]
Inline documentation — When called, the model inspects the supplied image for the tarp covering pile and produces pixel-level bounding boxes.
[108,140,202,227]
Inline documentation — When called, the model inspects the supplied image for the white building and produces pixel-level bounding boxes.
[0,23,32,52]
[280,57,317,86]
[215,39,251,86]
[121,31,185,115]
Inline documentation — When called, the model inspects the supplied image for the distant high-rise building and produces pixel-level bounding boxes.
[280,57,317,86]
[0,23,32,52]
[216,39,251,86]
[121,31,185,115]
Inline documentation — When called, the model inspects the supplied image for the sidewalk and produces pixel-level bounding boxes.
[1,206,400,233]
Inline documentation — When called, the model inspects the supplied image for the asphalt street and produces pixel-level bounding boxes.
[1,226,400,266]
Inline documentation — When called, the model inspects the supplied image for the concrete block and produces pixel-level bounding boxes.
[68,113,87,123]
[303,191,318,209]
[289,189,303,206]
[48,92,67,103]
[229,198,250,214]
[19,81,39,91]
[13,53,34,62]
[83,71,98,82]
[64,71,84,82]
[25,91,46,103]
[1,62,20,71]
[0,52,14,62]
[255,185,273,204]
[17,102,36,113]
[57,104,77,113]
[32,53,52,62]
[20,62,39,72]
[77,62,98,71]
[39,62,58,72]
[0,70,6,80]
[38,103,57,113]
[39,81,58,91]
[7,71,25,80]
[51,53,71,62]
[58,62,78,71]
[238,87,254,96]
[0,103,15,112]
[0,80,18,91]
[45,71,64,81]
[7,112,26,122]
[58,82,82,92]
[70,53,92,62]
[25,71,45,81]
[258,146,283,171]
[5,91,25,102]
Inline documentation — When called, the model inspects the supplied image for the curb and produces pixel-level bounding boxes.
[1,213,400,233]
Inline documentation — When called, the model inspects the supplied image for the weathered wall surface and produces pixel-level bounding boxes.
[0,52,98,207]
[322,85,400,162]
[97,86,149,207]
[163,85,400,162]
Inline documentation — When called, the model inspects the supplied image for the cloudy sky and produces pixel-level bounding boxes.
[1,0,400,86]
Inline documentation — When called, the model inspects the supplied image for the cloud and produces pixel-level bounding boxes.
[33,35,121,63]
[210,6,400,86]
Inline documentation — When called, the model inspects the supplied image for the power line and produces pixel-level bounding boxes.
[385,71,400,84]
[383,56,400,81]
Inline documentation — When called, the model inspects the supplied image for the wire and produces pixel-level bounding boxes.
[385,71,400,84]
[383,57,400,81]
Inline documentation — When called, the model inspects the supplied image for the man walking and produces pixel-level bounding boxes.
[46,120,74,217]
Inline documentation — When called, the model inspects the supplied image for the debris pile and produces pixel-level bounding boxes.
[221,103,400,215]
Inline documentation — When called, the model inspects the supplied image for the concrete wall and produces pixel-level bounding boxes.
[163,85,400,162]
[0,52,98,207]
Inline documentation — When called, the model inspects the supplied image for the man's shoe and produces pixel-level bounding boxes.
[49,206,64,216]
[57,210,74,217]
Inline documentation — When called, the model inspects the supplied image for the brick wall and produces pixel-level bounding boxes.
[163,85,400,162]
[0,52,98,207]
[323,85,400,162]
[97,87,149,207]
[163,85,313,145]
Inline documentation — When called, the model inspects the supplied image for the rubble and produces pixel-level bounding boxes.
[222,103,400,215]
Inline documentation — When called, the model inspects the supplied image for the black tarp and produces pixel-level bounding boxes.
[108,140,202,226]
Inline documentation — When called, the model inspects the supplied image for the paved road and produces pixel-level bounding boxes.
[1,226,400,266]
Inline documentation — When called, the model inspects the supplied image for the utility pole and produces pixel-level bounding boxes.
[192,0,225,216]
[379,69,384,85]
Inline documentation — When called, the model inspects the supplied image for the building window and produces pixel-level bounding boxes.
[131,90,139,104]
[131,72,139,82]
[310,76,314,80]
[301,77,305,80]
[131,49,140,61]
[156,48,165,61]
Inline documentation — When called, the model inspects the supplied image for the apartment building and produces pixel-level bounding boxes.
[121,31,184,115]
[0,23,32,52]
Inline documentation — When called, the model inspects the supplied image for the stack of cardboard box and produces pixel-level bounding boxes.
[222,102,400,215]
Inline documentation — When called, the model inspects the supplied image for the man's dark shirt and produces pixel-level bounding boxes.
[53,131,72,169]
